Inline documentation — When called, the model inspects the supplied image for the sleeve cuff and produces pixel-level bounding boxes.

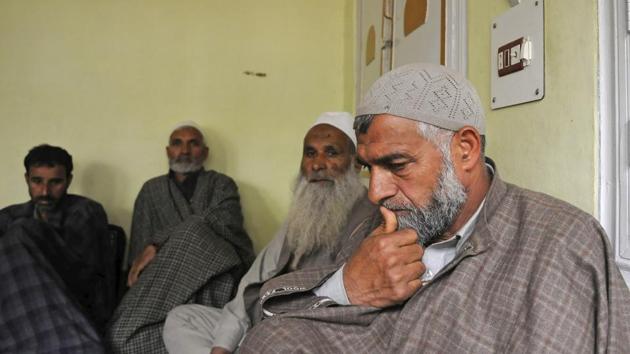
[312,264,350,305]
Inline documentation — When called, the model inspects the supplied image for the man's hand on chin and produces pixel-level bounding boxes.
[127,244,158,287]
[343,206,425,307]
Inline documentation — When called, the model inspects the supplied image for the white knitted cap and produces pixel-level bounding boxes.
[356,63,485,134]
[311,112,357,147]
[170,120,205,140]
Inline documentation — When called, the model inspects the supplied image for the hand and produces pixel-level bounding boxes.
[127,244,158,287]
[343,206,425,307]
[210,347,232,354]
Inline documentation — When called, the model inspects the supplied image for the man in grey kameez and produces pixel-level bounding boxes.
[106,122,254,354]
[238,63,630,353]
[162,112,377,354]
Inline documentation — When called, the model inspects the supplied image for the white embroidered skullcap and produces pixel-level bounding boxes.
[170,120,205,139]
[311,112,357,147]
[356,63,485,134]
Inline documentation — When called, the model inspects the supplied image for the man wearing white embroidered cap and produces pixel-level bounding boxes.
[162,112,376,354]
[238,63,630,353]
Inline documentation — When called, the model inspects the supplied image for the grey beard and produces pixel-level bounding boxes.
[383,153,467,246]
[169,157,204,173]
[285,168,365,267]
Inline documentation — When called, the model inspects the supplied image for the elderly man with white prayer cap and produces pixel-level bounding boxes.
[162,112,377,354]
[106,121,255,354]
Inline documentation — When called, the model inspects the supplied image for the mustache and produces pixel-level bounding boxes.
[305,171,334,182]
[174,156,193,163]
[381,200,414,212]
[33,196,55,204]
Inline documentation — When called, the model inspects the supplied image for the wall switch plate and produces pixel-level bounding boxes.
[498,37,532,77]
[490,0,544,109]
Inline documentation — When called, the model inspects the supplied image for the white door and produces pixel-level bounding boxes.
[598,0,630,286]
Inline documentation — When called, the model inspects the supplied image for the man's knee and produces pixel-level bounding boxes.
[240,317,325,353]
[163,304,222,354]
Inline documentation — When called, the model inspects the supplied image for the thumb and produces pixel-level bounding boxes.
[379,206,398,233]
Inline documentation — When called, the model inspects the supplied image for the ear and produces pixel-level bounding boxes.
[450,126,482,172]
[66,174,73,188]
[24,172,29,184]
[165,145,172,158]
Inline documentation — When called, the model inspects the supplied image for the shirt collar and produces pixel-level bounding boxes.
[169,169,202,201]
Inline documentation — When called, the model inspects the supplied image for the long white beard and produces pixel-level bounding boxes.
[285,168,365,266]
[169,156,204,173]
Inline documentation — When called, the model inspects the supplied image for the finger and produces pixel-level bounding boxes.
[387,261,425,284]
[379,206,398,233]
[406,278,423,292]
[401,261,426,280]
[384,228,419,247]
[397,243,424,263]
[127,267,138,287]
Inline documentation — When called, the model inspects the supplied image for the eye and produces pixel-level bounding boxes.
[324,146,340,157]
[170,139,182,146]
[387,163,407,172]
[304,148,316,158]
[49,179,63,186]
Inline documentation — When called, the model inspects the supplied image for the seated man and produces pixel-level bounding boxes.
[162,112,376,354]
[106,121,255,353]
[0,144,112,353]
[239,63,630,353]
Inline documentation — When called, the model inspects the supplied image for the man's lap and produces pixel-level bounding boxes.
[163,304,222,354]
[0,221,103,352]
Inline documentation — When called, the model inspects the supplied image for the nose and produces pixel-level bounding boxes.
[181,143,190,155]
[311,154,327,172]
[41,184,50,196]
[368,168,397,205]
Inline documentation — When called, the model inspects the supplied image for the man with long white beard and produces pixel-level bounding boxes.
[162,112,376,354]
[106,121,254,354]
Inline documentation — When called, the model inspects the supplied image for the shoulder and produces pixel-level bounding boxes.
[504,183,598,230]
[64,194,108,218]
[201,169,236,183]
[0,201,32,220]
[495,183,608,256]
[134,175,170,204]
[139,174,169,191]
[200,169,239,190]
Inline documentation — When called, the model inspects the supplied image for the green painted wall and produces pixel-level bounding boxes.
[0,0,354,251]
[468,0,598,214]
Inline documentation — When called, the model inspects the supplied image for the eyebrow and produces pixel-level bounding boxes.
[356,156,369,166]
[304,143,342,151]
[369,153,413,166]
